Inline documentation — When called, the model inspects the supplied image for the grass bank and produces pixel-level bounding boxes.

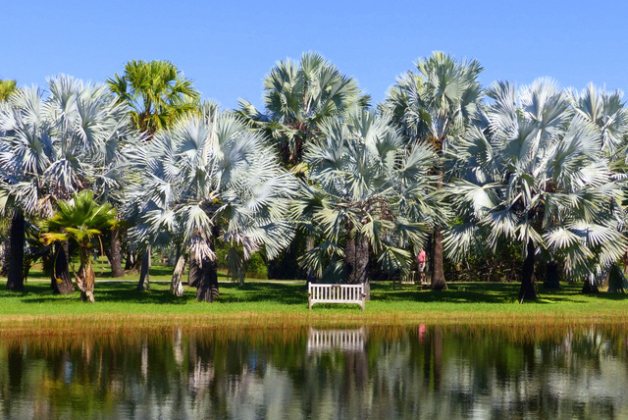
[1,265,627,336]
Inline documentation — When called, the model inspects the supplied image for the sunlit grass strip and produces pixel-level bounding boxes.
[0,277,626,337]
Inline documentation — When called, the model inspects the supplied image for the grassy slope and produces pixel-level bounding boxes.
[0,263,627,335]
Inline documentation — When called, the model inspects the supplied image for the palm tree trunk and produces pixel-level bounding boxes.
[137,248,151,291]
[607,263,626,294]
[108,227,124,277]
[6,210,25,291]
[0,237,9,276]
[431,167,447,291]
[430,228,447,291]
[78,250,95,303]
[188,254,200,287]
[171,253,186,297]
[518,240,537,301]
[194,232,219,302]
[543,261,560,290]
[51,242,74,294]
[582,276,600,294]
[124,251,137,270]
[195,255,219,302]
[344,233,369,284]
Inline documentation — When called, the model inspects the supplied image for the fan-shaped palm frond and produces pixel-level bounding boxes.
[40,190,116,302]
[446,79,627,301]
[0,75,138,290]
[296,109,444,283]
[108,60,200,137]
[126,111,299,301]
[236,52,365,166]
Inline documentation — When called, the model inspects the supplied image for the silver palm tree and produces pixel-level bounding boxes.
[569,85,628,291]
[0,75,134,292]
[125,111,298,301]
[296,109,444,284]
[237,52,366,167]
[445,79,627,301]
[383,51,483,291]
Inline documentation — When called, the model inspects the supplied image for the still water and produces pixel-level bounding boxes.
[1,325,627,419]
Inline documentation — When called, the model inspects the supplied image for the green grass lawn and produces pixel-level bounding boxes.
[0,261,627,335]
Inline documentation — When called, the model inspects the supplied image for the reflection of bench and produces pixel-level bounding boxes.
[308,283,368,310]
[307,327,366,353]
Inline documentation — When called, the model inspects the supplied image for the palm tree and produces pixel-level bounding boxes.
[125,111,298,301]
[42,191,117,302]
[108,60,200,285]
[238,52,366,167]
[0,80,16,101]
[238,52,366,279]
[296,109,444,284]
[445,79,626,301]
[0,76,133,293]
[569,84,628,155]
[569,85,628,291]
[108,60,200,137]
[0,80,16,277]
[384,51,483,291]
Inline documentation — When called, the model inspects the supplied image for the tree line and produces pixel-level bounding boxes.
[0,52,626,302]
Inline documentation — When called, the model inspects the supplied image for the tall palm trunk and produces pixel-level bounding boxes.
[137,248,151,291]
[344,232,369,284]
[51,242,74,294]
[519,240,537,301]
[431,168,447,291]
[108,227,124,277]
[6,210,25,291]
[431,229,447,290]
[170,252,186,297]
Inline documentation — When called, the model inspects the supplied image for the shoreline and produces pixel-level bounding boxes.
[2,310,628,338]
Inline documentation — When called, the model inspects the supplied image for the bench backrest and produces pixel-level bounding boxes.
[308,283,367,309]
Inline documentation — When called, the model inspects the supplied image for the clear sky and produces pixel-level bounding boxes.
[2,0,627,109]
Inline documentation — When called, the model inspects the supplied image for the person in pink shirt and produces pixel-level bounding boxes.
[417,249,427,285]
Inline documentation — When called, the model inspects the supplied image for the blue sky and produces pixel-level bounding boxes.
[2,0,627,109]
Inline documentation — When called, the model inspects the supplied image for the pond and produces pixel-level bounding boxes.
[1,324,627,419]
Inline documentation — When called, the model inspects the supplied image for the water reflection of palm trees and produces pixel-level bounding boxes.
[0,326,627,418]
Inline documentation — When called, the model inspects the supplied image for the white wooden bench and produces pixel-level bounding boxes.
[308,283,368,310]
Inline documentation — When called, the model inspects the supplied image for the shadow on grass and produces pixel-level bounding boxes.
[372,283,517,304]
[5,278,626,306]
[370,282,612,304]
[219,282,307,305]
[13,279,307,306]
[17,282,188,305]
